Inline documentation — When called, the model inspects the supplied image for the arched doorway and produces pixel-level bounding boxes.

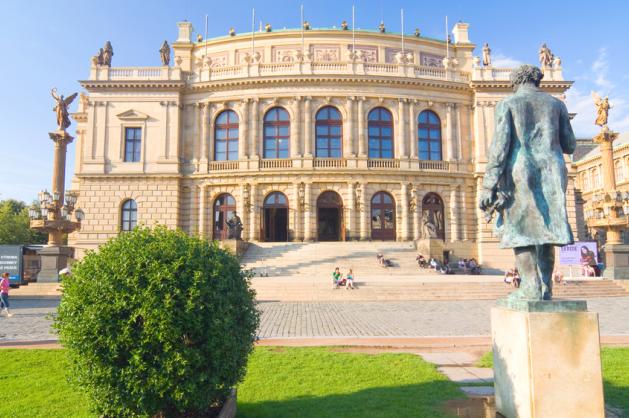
[421,193,445,240]
[263,192,288,242]
[213,194,236,240]
[317,191,343,241]
[371,192,396,240]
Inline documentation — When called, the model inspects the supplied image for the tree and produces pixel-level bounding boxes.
[0,199,47,245]
[54,226,259,417]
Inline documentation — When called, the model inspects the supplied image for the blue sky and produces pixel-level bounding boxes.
[1,0,627,202]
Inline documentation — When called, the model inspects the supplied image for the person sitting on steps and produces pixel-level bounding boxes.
[332,267,342,289]
[346,269,355,290]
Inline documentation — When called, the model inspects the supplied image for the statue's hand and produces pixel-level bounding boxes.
[479,189,495,212]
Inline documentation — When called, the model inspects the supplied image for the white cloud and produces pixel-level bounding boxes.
[491,53,522,68]
[592,47,613,91]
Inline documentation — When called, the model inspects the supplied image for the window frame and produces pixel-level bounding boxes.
[263,107,290,159]
[214,110,239,161]
[367,107,394,159]
[123,127,142,162]
[315,106,343,158]
[120,199,138,232]
[417,110,442,161]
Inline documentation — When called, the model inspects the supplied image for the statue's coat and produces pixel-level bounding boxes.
[483,85,576,248]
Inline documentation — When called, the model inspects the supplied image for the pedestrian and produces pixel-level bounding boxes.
[0,272,13,317]
[332,267,342,289]
[346,268,355,290]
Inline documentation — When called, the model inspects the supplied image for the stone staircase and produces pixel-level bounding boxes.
[242,241,423,277]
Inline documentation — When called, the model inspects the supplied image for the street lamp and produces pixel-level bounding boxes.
[28,205,40,220]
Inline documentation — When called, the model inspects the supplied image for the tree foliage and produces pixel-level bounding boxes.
[54,226,259,417]
[0,199,46,245]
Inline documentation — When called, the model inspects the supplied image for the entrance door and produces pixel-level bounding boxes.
[371,192,396,240]
[263,192,289,242]
[213,193,236,240]
[317,191,343,241]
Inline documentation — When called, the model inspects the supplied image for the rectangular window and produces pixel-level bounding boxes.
[124,127,142,162]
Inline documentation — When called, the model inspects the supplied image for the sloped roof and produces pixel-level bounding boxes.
[576,132,629,163]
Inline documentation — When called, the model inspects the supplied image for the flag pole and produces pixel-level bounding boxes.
[301,4,304,54]
[445,16,449,60]
[352,4,356,53]
[204,15,208,60]
[251,8,255,56]
[401,9,404,55]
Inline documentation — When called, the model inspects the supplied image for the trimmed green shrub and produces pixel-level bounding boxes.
[54,226,259,417]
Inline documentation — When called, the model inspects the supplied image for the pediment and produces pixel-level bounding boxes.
[116,109,150,121]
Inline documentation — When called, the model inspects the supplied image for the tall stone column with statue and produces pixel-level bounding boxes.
[29,89,84,282]
[479,65,604,418]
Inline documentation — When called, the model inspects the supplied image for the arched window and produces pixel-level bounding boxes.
[422,193,445,240]
[214,110,239,161]
[263,107,290,159]
[315,106,342,158]
[368,107,393,159]
[213,193,236,240]
[615,160,624,182]
[418,110,442,161]
[264,192,288,206]
[121,199,137,232]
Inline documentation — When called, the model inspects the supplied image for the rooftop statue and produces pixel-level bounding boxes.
[303,20,311,30]
[101,41,114,66]
[414,28,420,37]
[482,43,491,66]
[159,40,170,66]
[378,21,385,33]
[479,64,576,301]
[538,43,553,67]
[51,88,78,132]
[341,20,348,30]
[591,91,612,127]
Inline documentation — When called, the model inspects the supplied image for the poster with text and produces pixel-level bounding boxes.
[559,242,598,266]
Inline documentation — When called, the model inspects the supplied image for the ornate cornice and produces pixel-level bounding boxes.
[469,80,573,93]
[79,80,185,91]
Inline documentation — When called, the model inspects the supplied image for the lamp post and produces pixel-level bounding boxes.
[29,88,82,282]
[584,123,629,279]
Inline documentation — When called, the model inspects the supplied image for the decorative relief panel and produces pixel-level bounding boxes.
[272,45,300,62]
[208,53,228,68]
[385,48,402,63]
[346,45,378,62]
[236,48,265,64]
[311,45,341,62]
[420,52,445,67]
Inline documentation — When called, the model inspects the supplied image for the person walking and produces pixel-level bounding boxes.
[0,272,13,317]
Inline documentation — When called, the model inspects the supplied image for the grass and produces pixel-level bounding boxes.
[475,347,629,413]
[0,347,462,418]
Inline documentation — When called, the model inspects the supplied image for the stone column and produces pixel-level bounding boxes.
[345,97,355,156]
[304,97,312,156]
[192,103,201,166]
[357,98,366,157]
[398,99,407,158]
[446,103,455,161]
[450,187,460,241]
[401,183,410,240]
[460,186,468,240]
[250,99,259,158]
[293,183,301,241]
[208,106,215,162]
[200,103,209,168]
[239,99,249,159]
[359,183,368,240]
[290,97,302,157]
[198,184,207,238]
[250,183,259,241]
[303,183,313,241]
[347,182,355,240]
[412,188,421,241]
[409,100,417,158]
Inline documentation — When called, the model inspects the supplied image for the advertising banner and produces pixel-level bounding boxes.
[559,241,598,266]
[0,245,23,285]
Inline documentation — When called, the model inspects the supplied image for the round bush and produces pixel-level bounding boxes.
[55,226,259,417]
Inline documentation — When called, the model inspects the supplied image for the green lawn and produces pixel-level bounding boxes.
[0,347,462,418]
[476,347,629,413]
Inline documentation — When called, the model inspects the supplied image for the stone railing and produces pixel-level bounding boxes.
[92,61,471,84]
[368,159,400,169]
[209,160,239,171]
[471,65,563,82]
[313,158,348,168]
[260,159,293,169]
[418,160,450,171]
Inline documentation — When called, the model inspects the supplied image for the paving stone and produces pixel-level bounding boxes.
[460,386,495,397]
[438,366,494,384]
[418,352,476,366]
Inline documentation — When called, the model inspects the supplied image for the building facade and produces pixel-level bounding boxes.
[69,21,579,269]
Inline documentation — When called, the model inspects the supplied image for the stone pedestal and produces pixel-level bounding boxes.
[415,238,445,259]
[491,304,604,418]
[220,239,249,257]
[603,243,629,279]
[37,246,74,282]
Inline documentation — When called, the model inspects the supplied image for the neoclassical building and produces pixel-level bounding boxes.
[69,21,579,269]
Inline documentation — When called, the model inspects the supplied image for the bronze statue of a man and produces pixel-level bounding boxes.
[479,64,576,301]
[226,211,243,240]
